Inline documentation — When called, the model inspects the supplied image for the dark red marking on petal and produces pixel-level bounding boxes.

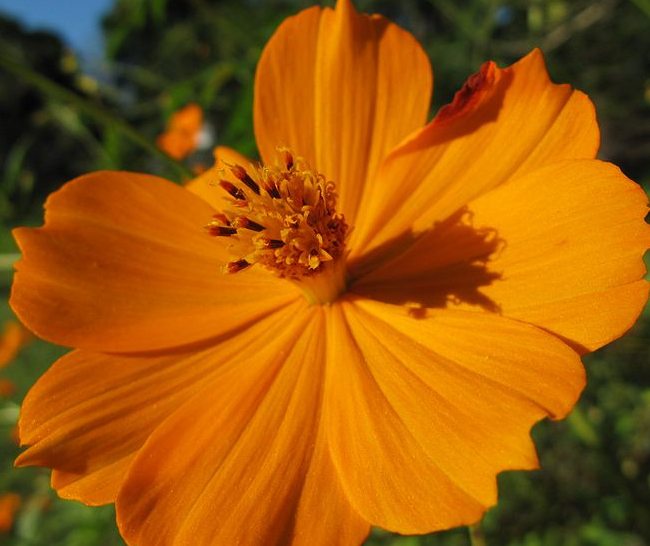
[435,61,496,123]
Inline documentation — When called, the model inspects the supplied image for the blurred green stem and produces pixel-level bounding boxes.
[0,54,194,182]
[469,523,488,546]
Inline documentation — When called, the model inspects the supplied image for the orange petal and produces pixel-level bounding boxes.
[325,298,583,533]
[254,6,321,168]
[352,48,599,259]
[185,146,253,209]
[291,419,371,546]
[254,0,432,224]
[15,301,307,506]
[354,160,650,353]
[117,306,368,546]
[11,171,297,352]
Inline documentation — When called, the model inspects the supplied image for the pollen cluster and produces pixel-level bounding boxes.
[206,150,347,280]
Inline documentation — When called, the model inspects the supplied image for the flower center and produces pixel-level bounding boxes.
[206,149,348,304]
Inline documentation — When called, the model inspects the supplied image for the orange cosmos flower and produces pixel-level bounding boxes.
[0,320,30,400]
[0,493,21,533]
[10,1,650,545]
[0,379,16,397]
[0,320,31,369]
[157,103,203,159]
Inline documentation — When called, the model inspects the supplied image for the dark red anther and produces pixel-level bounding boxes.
[265,183,281,199]
[237,217,265,232]
[207,225,237,236]
[283,150,294,171]
[231,165,260,195]
[212,213,230,225]
[260,238,285,249]
[219,180,246,200]
[226,259,251,273]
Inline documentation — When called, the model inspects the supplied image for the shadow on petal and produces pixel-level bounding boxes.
[350,208,504,316]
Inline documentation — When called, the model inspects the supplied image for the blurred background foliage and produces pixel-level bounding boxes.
[0,0,649,545]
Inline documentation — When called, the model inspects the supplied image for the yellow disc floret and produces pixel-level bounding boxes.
[206,149,348,282]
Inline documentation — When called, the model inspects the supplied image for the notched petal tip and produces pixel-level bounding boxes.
[326,300,570,534]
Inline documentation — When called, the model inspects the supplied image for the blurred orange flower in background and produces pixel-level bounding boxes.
[0,320,31,399]
[156,103,203,160]
[0,380,15,397]
[0,493,21,533]
[0,320,31,369]
[9,0,649,545]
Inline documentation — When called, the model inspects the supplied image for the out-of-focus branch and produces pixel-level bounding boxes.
[493,0,619,56]
[0,54,194,182]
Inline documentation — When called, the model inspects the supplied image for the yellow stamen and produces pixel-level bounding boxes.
[206,149,348,303]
